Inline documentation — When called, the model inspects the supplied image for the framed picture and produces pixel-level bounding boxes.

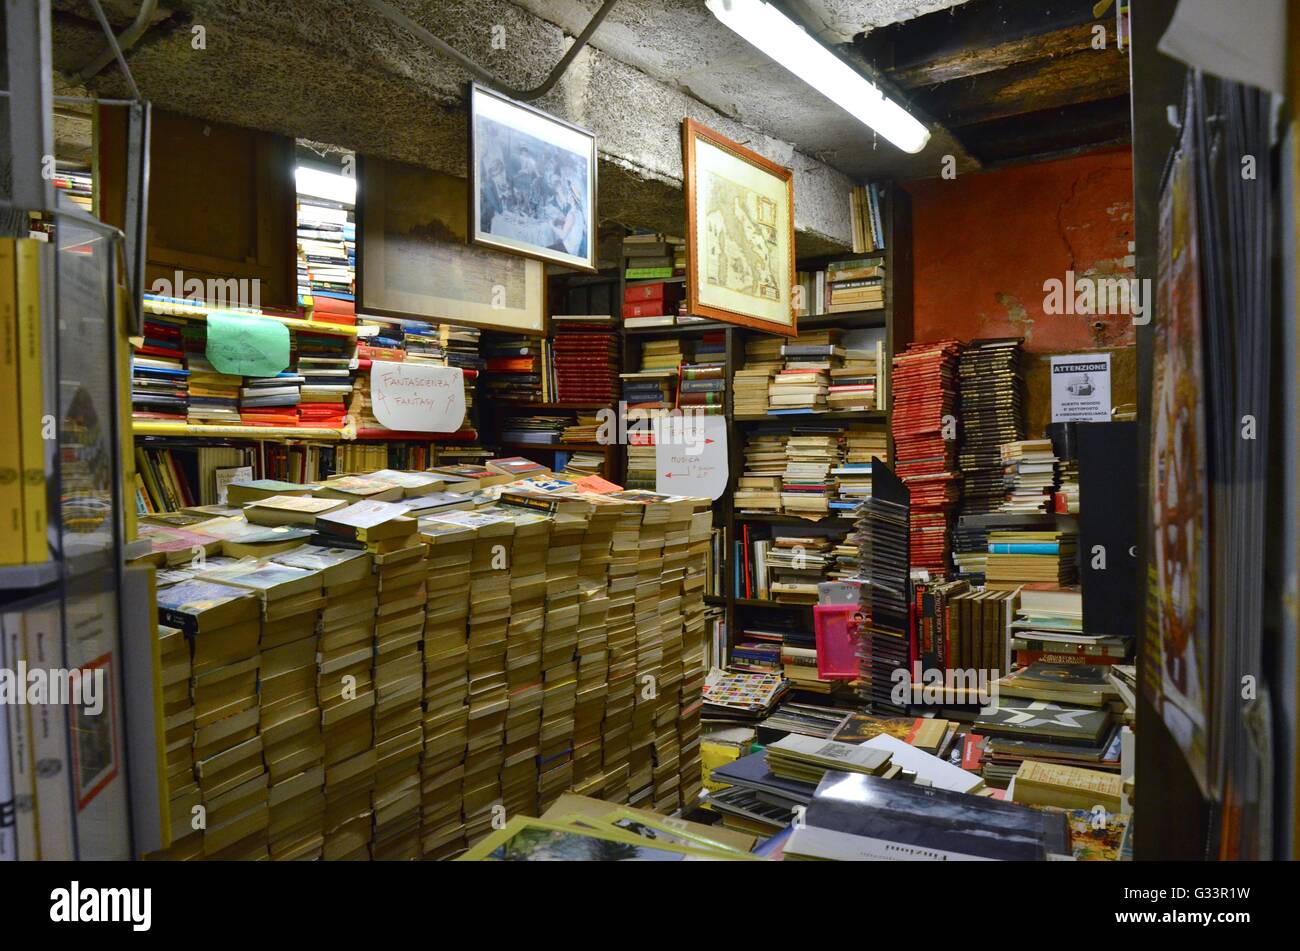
[357,154,546,335]
[469,83,598,273]
[681,118,797,336]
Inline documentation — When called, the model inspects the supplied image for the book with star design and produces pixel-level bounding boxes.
[973,697,1112,745]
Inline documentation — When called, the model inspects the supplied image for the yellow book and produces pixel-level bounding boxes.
[0,241,22,563]
[14,240,47,563]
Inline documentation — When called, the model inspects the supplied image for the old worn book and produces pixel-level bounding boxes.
[225,480,320,506]
[315,475,406,503]
[244,494,348,526]
[764,734,892,785]
[1011,760,1123,812]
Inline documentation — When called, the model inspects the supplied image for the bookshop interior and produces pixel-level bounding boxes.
[0,0,1297,869]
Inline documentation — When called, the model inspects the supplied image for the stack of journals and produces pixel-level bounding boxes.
[985,530,1079,585]
[622,232,685,282]
[297,193,355,314]
[482,335,543,403]
[999,439,1060,512]
[849,182,887,253]
[547,315,619,404]
[891,339,962,575]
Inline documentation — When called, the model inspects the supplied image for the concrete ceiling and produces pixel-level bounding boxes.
[49,0,1125,255]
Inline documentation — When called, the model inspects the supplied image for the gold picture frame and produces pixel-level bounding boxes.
[681,118,797,336]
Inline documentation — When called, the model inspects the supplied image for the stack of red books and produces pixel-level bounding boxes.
[298,403,346,428]
[621,281,683,320]
[549,316,619,404]
[890,339,962,575]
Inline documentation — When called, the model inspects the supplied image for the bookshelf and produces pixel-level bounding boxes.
[720,184,913,666]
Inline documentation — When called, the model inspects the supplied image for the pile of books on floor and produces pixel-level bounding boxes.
[985,529,1079,585]
[482,334,543,402]
[702,668,790,723]
[1000,439,1059,512]
[953,339,1024,581]
[139,471,715,860]
[891,339,961,576]
[297,192,355,315]
[972,662,1126,798]
[548,315,619,405]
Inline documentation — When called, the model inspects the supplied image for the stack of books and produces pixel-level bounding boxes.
[184,356,241,425]
[985,530,1079,585]
[953,339,1024,580]
[622,232,685,282]
[482,334,543,402]
[548,315,619,405]
[734,366,775,416]
[891,340,962,576]
[678,362,726,415]
[781,432,843,517]
[297,193,355,315]
[444,325,484,371]
[769,366,830,412]
[765,536,835,603]
[133,314,189,421]
[296,348,352,429]
[856,491,910,713]
[828,338,884,410]
[240,371,304,427]
[500,415,566,445]
[1000,439,1060,512]
[735,431,786,513]
[53,166,94,212]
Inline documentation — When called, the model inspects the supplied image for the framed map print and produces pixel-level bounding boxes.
[357,154,546,335]
[681,118,796,336]
[469,83,598,273]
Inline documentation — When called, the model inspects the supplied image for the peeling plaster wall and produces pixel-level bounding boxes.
[903,146,1136,353]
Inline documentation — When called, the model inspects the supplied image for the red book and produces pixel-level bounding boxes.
[623,283,666,304]
[622,301,668,319]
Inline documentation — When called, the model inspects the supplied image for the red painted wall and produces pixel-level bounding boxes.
[903,147,1135,352]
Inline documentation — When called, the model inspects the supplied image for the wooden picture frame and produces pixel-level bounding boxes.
[468,83,598,273]
[357,154,547,336]
[681,118,797,336]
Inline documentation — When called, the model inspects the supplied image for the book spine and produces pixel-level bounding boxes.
[13,242,45,564]
[3,610,37,858]
[0,242,21,564]
[26,601,75,859]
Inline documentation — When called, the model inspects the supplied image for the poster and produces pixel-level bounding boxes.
[1146,111,1210,794]
[655,414,728,500]
[1050,353,1112,422]
[369,362,465,433]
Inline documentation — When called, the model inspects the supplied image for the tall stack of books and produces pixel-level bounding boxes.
[953,339,1025,581]
[736,431,787,513]
[734,366,775,416]
[297,193,355,317]
[156,579,265,859]
[482,334,543,403]
[548,315,619,405]
[891,340,961,576]
[1000,439,1060,512]
[155,619,198,847]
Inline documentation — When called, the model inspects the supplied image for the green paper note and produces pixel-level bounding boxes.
[205,311,290,377]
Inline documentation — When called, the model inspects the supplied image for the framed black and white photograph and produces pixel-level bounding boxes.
[469,83,598,273]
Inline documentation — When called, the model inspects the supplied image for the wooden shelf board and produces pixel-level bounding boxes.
[143,298,359,337]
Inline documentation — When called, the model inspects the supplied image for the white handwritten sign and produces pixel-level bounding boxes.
[655,414,728,500]
[370,362,466,432]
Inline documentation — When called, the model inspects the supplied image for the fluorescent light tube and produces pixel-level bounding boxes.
[296,165,357,204]
[706,0,931,154]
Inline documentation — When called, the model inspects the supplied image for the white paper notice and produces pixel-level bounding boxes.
[655,414,728,500]
[1050,353,1112,423]
[370,362,465,432]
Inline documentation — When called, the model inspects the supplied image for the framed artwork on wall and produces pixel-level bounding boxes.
[468,83,598,273]
[681,118,797,336]
[357,154,546,335]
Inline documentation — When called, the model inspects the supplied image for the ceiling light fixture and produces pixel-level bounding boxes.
[705,0,931,154]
